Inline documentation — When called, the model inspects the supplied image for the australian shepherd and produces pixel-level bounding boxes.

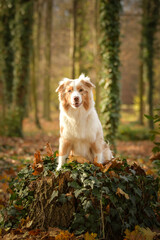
[56,73,113,170]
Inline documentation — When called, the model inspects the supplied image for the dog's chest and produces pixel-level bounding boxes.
[61,111,96,141]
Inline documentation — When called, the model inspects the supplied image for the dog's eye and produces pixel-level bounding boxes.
[79,89,83,92]
[68,89,72,93]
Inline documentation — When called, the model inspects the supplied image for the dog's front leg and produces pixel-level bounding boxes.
[91,141,103,164]
[57,137,71,170]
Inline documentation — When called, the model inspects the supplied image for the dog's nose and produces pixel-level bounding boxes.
[74,96,79,102]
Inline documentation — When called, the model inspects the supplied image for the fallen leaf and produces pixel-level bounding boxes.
[29,229,41,236]
[55,230,75,240]
[124,225,158,240]
[105,204,110,214]
[116,187,129,200]
[68,155,90,164]
[93,157,104,170]
[32,163,43,175]
[103,161,113,172]
[46,142,54,157]
[33,150,42,165]
[84,232,97,240]
[14,205,24,210]
[150,152,160,161]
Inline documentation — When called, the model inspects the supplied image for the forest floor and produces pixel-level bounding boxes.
[0,115,156,204]
[0,114,158,239]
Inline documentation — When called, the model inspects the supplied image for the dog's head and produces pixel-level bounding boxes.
[56,74,95,111]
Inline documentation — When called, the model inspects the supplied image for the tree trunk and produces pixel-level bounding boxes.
[0,0,14,110]
[100,0,121,147]
[43,0,53,120]
[78,0,88,75]
[72,0,78,79]
[139,61,144,125]
[94,0,100,115]
[141,0,160,129]
[31,40,41,129]
[12,0,34,136]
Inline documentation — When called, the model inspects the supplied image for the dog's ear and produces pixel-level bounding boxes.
[56,78,69,92]
[79,73,95,88]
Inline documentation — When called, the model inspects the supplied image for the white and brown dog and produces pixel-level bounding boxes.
[56,73,113,170]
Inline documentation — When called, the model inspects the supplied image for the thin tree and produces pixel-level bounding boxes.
[12,0,34,136]
[0,0,14,112]
[30,0,42,128]
[43,0,53,120]
[77,0,89,75]
[94,0,100,115]
[141,0,160,129]
[72,0,78,79]
[100,0,121,147]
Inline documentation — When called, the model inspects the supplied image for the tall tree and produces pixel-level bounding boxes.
[29,0,42,128]
[0,0,14,110]
[0,0,33,136]
[100,0,121,147]
[11,0,34,136]
[77,0,89,75]
[72,0,78,78]
[94,0,100,115]
[139,60,144,125]
[141,0,160,129]
[43,0,53,120]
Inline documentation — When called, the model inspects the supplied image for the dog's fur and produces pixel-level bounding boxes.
[56,74,113,170]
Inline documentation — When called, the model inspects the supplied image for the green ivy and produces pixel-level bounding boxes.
[0,0,14,106]
[145,105,160,176]
[99,0,121,147]
[0,0,34,137]
[1,153,159,240]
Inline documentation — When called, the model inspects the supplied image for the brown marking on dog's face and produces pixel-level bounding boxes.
[57,78,95,111]
[81,80,95,89]
[83,92,90,110]
[66,86,73,93]
[57,81,72,112]
[76,82,90,110]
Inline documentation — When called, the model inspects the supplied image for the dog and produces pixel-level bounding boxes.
[56,73,113,170]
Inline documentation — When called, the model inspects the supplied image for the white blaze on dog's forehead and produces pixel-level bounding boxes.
[68,78,81,91]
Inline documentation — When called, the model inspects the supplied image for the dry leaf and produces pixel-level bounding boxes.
[84,232,97,240]
[150,152,160,161]
[46,142,54,157]
[105,204,110,214]
[33,150,42,165]
[32,150,43,175]
[93,157,104,170]
[124,225,158,240]
[14,205,24,210]
[29,229,41,236]
[103,161,113,172]
[68,155,90,164]
[32,163,43,175]
[116,187,129,200]
[55,230,75,240]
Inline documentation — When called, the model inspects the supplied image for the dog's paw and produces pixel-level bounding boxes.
[56,164,62,171]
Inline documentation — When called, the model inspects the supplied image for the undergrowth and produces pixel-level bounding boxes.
[117,124,150,141]
[0,151,159,240]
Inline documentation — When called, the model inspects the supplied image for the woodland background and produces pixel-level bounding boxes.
[0,0,160,239]
[0,0,160,142]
